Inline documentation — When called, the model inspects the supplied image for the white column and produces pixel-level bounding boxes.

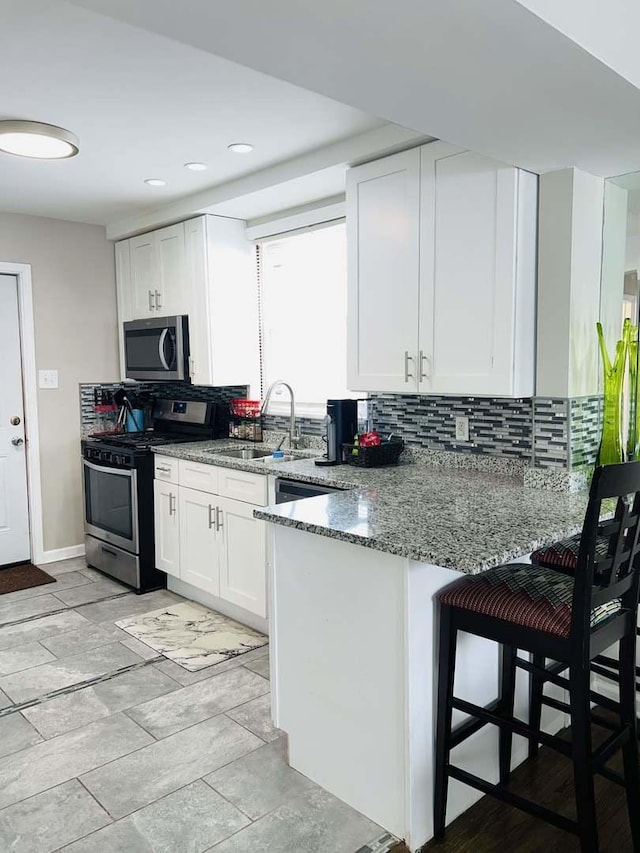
[536,168,606,397]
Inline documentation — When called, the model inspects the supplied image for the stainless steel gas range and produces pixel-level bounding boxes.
[81,398,226,592]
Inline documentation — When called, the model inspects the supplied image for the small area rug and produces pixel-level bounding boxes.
[115,601,268,671]
[0,562,56,595]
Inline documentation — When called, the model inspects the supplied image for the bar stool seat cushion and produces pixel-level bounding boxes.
[439,563,620,638]
[531,533,609,574]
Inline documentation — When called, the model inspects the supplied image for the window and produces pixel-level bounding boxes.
[258,222,357,416]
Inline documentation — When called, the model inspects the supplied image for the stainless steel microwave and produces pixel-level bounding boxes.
[123,315,190,381]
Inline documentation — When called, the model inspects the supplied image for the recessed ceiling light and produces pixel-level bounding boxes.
[0,120,79,159]
[228,143,253,154]
[184,162,207,171]
[144,178,167,187]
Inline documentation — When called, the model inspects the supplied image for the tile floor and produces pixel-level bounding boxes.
[0,557,392,852]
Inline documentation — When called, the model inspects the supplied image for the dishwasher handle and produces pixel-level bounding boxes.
[274,478,344,504]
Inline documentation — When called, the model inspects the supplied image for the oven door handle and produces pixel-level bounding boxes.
[83,459,134,477]
[158,328,170,371]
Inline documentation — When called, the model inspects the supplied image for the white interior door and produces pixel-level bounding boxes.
[0,275,30,565]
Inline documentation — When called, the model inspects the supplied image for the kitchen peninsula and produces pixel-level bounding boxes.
[252,459,590,851]
[156,439,591,851]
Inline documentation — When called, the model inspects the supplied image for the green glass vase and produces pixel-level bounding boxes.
[597,320,627,465]
[627,323,640,461]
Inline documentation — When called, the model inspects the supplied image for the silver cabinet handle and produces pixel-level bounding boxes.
[404,351,414,382]
[168,493,176,516]
[419,350,430,381]
[208,505,216,529]
[11,437,24,447]
[216,507,223,532]
[157,466,171,473]
[148,290,154,311]
[155,290,162,310]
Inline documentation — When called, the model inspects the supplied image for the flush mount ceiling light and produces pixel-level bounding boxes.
[227,143,253,154]
[184,162,207,171]
[0,120,79,159]
[144,178,167,187]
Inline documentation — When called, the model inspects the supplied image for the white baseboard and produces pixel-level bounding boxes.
[38,544,86,565]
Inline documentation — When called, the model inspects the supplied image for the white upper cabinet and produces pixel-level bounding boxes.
[155,223,186,316]
[184,216,259,388]
[115,215,258,387]
[129,231,158,317]
[346,149,421,393]
[126,223,185,318]
[347,142,537,398]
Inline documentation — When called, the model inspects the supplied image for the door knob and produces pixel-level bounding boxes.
[10,416,21,426]
[11,437,24,447]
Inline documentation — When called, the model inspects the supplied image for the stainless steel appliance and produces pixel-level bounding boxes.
[82,398,226,592]
[315,399,358,466]
[123,315,189,381]
[274,478,344,503]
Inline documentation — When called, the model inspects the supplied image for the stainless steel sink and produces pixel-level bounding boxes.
[215,448,274,460]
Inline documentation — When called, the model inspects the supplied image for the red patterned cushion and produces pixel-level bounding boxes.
[438,563,620,638]
[531,534,609,574]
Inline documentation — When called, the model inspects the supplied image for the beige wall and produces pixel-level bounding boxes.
[0,213,119,553]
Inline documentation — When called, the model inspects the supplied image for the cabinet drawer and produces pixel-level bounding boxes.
[217,468,268,506]
[178,459,219,494]
[154,455,179,484]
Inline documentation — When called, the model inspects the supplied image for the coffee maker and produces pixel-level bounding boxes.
[315,399,358,466]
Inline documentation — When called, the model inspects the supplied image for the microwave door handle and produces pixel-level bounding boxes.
[158,328,170,370]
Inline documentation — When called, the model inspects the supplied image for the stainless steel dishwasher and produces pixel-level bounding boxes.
[274,478,345,504]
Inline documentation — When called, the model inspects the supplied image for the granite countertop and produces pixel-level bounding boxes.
[153,439,592,574]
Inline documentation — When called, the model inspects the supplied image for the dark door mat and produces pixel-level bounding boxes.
[0,563,56,595]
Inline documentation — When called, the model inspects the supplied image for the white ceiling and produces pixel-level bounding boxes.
[72,0,640,178]
[0,0,387,225]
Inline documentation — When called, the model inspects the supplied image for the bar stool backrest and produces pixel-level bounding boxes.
[572,461,640,642]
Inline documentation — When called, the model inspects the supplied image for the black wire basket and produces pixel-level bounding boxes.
[342,438,405,468]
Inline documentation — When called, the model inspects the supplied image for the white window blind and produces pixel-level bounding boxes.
[258,222,357,415]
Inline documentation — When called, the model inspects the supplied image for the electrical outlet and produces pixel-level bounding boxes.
[455,415,470,442]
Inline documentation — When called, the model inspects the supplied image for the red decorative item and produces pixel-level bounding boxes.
[230,399,262,419]
[359,430,382,447]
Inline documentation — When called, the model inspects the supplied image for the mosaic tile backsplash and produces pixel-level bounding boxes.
[570,396,603,469]
[79,382,248,437]
[79,382,604,473]
[368,394,533,459]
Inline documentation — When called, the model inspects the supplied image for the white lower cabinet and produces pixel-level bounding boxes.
[153,479,180,578]
[179,486,220,596]
[217,495,267,617]
[153,461,267,619]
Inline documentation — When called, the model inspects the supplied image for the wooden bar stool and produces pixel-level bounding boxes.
[531,532,640,704]
[434,461,640,852]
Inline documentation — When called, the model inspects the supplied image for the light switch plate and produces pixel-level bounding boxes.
[38,369,59,390]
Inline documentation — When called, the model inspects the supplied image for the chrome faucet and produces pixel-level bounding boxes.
[261,380,301,449]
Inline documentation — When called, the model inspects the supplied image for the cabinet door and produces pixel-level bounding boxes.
[129,232,157,317]
[153,480,180,578]
[156,223,186,316]
[419,149,524,396]
[206,216,259,388]
[217,495,267,617]
[184,216,211,384]
[178,485,219,595]
[346,148,421,392]
[115,240,132,380]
